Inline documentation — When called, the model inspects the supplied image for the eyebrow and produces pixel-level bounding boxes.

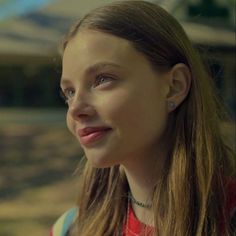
[60,61,124,86]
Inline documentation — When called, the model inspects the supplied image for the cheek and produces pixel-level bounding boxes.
[98,88,167,136]
[96,90,135,125]
[66,112,76,135]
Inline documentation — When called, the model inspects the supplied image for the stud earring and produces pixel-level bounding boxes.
[168,101,176,110]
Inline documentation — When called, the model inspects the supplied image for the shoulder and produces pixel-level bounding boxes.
[50,207,78,236]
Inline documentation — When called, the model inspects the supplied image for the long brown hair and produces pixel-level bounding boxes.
[62,1,235,235]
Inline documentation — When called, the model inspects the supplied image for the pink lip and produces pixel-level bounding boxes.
[78,127,112,146]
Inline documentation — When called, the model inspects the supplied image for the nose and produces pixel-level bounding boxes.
[68,92,96,121]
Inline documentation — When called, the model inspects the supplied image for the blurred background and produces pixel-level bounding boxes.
[0,0,235,235]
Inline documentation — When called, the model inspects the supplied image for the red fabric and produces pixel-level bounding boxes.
[123,179,236,236]
[225,177,236,218]
[220,177,236,235]
[122,204,154,236]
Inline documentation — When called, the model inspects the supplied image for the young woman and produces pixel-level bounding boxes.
[50,1,236,235]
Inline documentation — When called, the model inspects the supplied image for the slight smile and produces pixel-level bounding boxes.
[77,127,113,146]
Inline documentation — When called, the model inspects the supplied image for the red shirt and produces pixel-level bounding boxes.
[123,204,154,236]
[123,178,236,236]
[50,179,235,236]
[221,177,236,234]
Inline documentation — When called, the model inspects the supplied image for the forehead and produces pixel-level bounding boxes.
[64,29,133,60]
[62,29,152,75]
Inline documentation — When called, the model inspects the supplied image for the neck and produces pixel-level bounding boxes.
[121,145,166,226]
[123,163,157,204]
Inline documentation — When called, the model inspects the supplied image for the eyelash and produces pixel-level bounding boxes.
[93,74,114,88]
[60,88,75,104]
[60,74,115,104]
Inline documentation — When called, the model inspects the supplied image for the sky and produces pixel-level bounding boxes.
[0,0,57,20]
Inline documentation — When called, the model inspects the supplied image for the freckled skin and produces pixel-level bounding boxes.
[62,30,170,168]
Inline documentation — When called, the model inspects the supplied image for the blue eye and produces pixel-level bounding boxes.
[93,75,114,88]
[60,88,75,104]
[66,89,75,98]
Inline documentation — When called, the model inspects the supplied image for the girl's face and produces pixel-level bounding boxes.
[61,30,170,168]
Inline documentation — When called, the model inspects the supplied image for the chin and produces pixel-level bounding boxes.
[86,154,118,169]
[90,162,112,169]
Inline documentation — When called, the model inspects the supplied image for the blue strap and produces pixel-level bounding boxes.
[61,207,77,236]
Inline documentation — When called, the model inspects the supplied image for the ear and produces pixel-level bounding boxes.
[166,63,191,112]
